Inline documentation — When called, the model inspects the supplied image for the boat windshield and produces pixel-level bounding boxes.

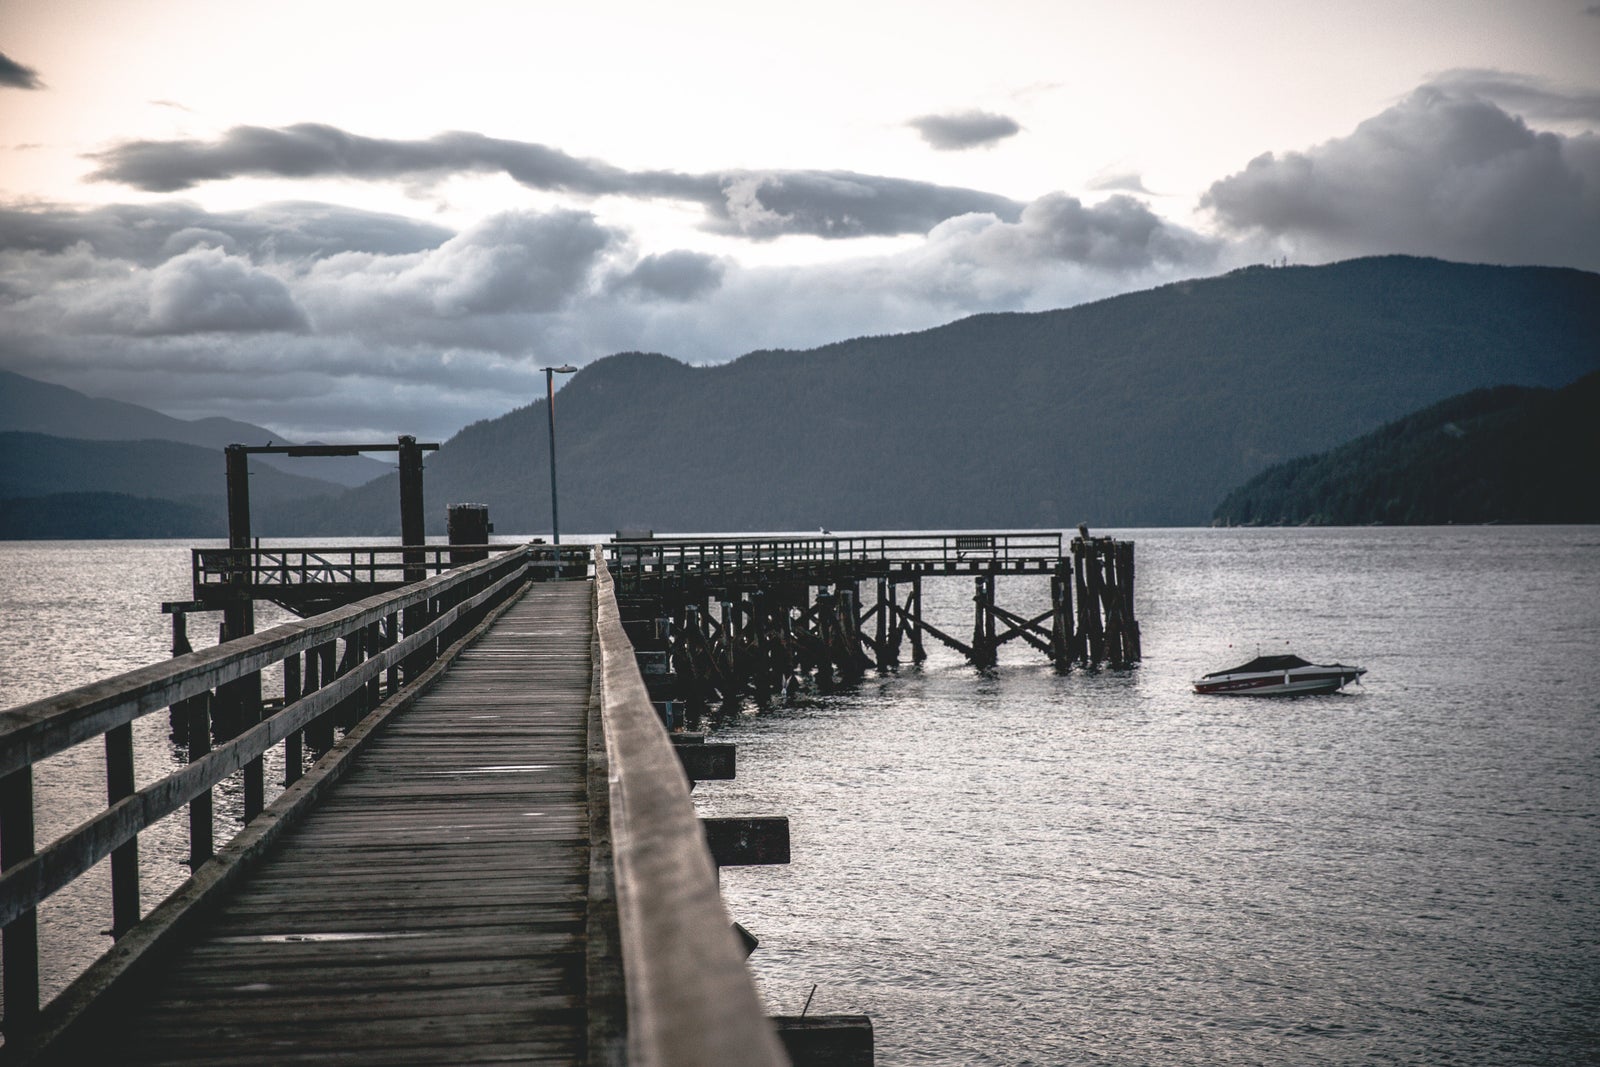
[1203,654,1313,677]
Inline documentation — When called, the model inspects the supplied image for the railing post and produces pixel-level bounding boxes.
[105,724,140,937]
[385,612,400,694]
[187,693,213,867]
[283,652,303,786]
[306,643,334,751]
[0,765,39,1034]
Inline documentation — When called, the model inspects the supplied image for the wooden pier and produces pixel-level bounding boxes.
[609,529,1140,726]
[0,549,812,1066]
[1,519,1138,1065]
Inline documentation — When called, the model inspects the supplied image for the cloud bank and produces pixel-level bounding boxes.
[1203,81,1600,271]
[908,110,1022,151]
[87,124,1023,239]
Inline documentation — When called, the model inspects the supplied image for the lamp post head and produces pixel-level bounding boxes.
[542,364,578,375]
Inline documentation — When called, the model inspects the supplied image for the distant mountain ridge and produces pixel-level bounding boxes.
[320,255,1600,535]
[1211,373,1600,525]
[3,255,1598,538]
[0,431,343,507]
[0,370,394,488]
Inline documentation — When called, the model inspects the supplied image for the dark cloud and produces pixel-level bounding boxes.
[406,210,618,316]
[141,247,308,334]
[0,200,452,264]
[86,123,1022,239]
[907,110,1022,151]
[703,170,1020,239]
[1086,172,1154,195]
[0,51,43,90]
[1201,87,1600,271]
[1424,69,1600,124]
[936,193,1219,274]
[1586,5,1600,16]
[608,251,725,302]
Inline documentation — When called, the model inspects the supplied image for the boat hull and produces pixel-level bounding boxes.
[1193,667,1365,696]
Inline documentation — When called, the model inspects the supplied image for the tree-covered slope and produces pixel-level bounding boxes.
[1211,373,1600,525]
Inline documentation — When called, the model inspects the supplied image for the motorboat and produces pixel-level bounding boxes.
[1193,654,1365,696]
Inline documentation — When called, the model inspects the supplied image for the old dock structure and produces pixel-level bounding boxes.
[1,504,1136,1063]
[610,529,1140,725]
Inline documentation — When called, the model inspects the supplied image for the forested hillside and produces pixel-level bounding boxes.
[1211,374,1600,525]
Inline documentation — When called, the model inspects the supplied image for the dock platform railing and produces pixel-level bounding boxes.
[191,542,531,595]
[607,530,1064,587]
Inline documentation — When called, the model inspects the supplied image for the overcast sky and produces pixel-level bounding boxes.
[2,0,1597,442]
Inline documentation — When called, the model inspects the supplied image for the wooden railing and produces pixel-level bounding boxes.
[591,551,789,1066]
[192,542,528,591]
[607,530,1063,579]
[0,546,548,1052]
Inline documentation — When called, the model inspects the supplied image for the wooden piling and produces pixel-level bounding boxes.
[1,764,39,1032]
[104,723,139,938]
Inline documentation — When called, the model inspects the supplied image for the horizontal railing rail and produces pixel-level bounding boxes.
[0,544,574,1046]
[605,530,1064,577]
[192,542,530,590]
[592,550,788,1066]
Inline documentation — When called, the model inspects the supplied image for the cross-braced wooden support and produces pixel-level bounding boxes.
[614,533,1139,723]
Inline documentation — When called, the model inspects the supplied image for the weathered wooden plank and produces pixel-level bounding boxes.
[772,1015,875,1066]
[675,741,736,781]
[702,816,791,867]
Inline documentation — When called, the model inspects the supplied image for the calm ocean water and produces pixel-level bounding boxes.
[2,528,1597,1064]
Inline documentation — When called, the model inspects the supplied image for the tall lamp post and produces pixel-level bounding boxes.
[541,364,578,545]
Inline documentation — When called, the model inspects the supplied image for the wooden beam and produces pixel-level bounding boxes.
[887,600,970,658]
[700,817,790,867]
[771,1015,874,1066]
[675,743,736,782]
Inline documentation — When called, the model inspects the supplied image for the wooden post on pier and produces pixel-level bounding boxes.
[186,692,213,867]
[220,444,264,819]
[283,652,303,785]
[971,574,998,668]
[1,763,40,1032]
[1050,563,1075,670]
[1066,531,1141,669]
[910,574,926,663]
[1118,540,1143,663]
[398,435,426,581]
[875,577,889,668]
[105,723,139,937]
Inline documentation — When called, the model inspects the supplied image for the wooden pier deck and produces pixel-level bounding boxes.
[62,581,597,1065]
